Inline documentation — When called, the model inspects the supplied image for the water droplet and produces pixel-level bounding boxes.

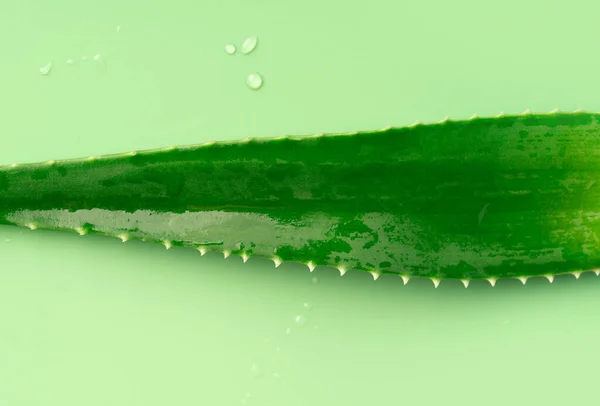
[246,72,263,90]
[250,362,261,378]
[241,36,258,54]
[39,62,52,76]
[93,54,107,71]
[294,315,306,327]
[302,302,311,310]
[311,276,319,284]
[225,44,236,55]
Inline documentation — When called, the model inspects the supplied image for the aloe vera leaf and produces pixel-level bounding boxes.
[1,111,599,286]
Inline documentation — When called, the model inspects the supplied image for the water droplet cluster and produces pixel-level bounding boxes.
[225,36,264,90]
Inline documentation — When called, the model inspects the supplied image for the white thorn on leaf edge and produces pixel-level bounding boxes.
[549,107,559,113]
[76,227,87,236]
[438,116,449,123]
[400,275,410,285]
[197,247,207,256]
[409,120,421,127]
[430,278,440,288]
[545,274,554,283]
[521,108,532,115]
[469,113,478,120]
[26,223,37,230]
[337,266,347,276]
[572,271,582,279]
[487,278,497,287]
[370,271,381,281]
[163,240,172,250]
[272,257,282,267]
[306,261,316,272]
[573,108,583,113]
[117,233,128,242]
[241,252,249,263]
[223,250,231,259]
[517,276,528,285]
[461,279,470,288]
[496,111,505,117]
[594,270,600,276]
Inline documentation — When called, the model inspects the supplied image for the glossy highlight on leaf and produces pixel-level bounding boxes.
[2,110,600,287]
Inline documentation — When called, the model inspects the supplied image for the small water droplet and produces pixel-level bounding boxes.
[294,315,306,327]
[311,276,319,284]
[93,54,107,71]
[39,62,52,76]
[241,36,258,54]
[302,302,311,310]
[246,72,263,90]
[225,44,236,55]
[66,59,74,65]
[250,362,261,378]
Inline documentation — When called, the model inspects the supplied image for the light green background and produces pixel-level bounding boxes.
[1,1,600,405]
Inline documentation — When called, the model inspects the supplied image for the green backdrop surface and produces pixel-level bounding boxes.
[1,1,600,405]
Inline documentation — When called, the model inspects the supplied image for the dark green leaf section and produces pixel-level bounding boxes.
[1,112,600,280]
